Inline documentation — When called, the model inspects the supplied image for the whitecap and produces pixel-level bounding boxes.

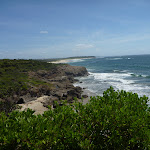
[88,72,150,98]
[68,59,85,63]
[106,58,123,60]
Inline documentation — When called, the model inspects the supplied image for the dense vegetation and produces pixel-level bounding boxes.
[0,59,57,99]
[0,87,150,149]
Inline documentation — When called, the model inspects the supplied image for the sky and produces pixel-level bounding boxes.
[0,0,150,59]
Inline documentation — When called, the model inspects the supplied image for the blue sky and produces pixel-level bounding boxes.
[0,0,150,59]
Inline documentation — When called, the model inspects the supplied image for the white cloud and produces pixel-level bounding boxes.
[40,30,48,34]
[75,44,94,49]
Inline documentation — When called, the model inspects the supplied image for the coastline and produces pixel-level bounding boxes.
[49,57,94,64]
[18,63,93,114]
[18,88,95,115]
[50,59,75,64]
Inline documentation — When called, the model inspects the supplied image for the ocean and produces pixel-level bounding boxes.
[68,55,150,104]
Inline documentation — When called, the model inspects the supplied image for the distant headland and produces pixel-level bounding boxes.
[42,56,96,64]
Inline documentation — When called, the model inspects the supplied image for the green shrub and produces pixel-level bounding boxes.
[0,87,150,149]
[0,100,16,115]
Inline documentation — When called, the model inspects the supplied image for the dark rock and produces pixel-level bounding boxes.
[63,65,88,77]
[59,103,63,106]
[74,79,79,82]
[46,90,51,96]
[50,64,88,77]
[20,93,37,103]
[53,105,56,108]
[42,96,59,108]
[63,93,67,98]
[53,91,63,99]
[75,86,82,93]
[82,95,88,98]
[67,86,82,99]
[17,98,25,104]
[30,88,39,97]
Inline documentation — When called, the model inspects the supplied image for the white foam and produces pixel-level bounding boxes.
[120,70,128,73]
[74,72,150,101]
[90,72,135,89]
[141,74,149,78]
[69,59,85,63]
[90,72,134,83]
[113,70,120,72]
[106,58,123,60]
[89,72,150,98]
[113,70,128,73]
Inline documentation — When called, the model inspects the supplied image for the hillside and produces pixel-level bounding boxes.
[0,59,150,149]
[0,59,88,114]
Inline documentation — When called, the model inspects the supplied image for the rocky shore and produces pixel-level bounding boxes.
[17,64,89,114]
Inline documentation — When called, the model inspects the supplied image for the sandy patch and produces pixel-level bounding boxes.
[49,58,90,64]
[18,96,50,115]
[50,59,73,64]
[18,90,96,115]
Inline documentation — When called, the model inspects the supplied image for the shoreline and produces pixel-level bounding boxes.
[17,64,92,114]
[49,57,94,64]
[18,88,95,115]
[81,88,97,104]
[50,59,76,64]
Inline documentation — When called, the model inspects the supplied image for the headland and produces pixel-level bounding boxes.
[0,59,90,114]
[44,56,96,64]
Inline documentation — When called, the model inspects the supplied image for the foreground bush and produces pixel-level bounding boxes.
[0,87,150,149]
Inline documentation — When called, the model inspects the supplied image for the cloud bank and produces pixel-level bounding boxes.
[40,31,48,34]
[75,44,94,49]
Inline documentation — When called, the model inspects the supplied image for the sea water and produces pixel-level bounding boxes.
[68,55,150,104]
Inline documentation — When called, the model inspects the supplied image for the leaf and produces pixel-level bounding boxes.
[17,139,20,143]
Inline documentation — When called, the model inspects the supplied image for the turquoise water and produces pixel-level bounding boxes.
[69,55,150,102]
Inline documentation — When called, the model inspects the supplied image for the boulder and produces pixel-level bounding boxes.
[57,64,88,77]
[17,98,25,104]
[82,95,88,98]
[53,91,63,99]
[42,96,59,108]
[67,87,82,99]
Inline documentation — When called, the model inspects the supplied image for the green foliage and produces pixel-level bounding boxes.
[0,87,150,149]
[0,59,57,98]
[0,100,17,116]
[28,77,52,87]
